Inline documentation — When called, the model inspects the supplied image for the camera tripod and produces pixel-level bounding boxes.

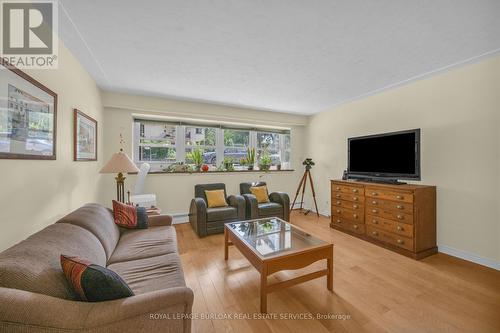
[291,168,319,217]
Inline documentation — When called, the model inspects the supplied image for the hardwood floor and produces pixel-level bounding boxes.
[175,212,500,333]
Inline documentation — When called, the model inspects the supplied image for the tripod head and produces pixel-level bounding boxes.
[302,158,315,171]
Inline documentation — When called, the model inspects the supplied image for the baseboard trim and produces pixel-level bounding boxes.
[171,213,189,224]
[438,245,500,271]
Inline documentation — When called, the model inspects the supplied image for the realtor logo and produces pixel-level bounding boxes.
[1,0,58,69]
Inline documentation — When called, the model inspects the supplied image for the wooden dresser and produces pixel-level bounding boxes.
[330,180,437,259]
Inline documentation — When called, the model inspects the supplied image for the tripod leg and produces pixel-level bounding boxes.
[307,170,320,217]
[299,170,308,210]
[290,171,306,210]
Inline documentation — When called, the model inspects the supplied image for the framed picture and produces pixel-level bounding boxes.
[73,109,97,161]
[0,59,57,159]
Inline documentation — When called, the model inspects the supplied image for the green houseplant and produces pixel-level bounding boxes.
[223,157,234,171]
[259,150,272,171]
[187,149,203,171]
[246,147,256,170]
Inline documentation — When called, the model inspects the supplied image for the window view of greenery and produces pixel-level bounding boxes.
[134,120,291,172]
[223,130,249,165]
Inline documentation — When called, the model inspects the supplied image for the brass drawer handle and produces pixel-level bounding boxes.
[336,187,340,190]
[336,201,341,205]
[372,209,378,213]
[352,189,358,193]
[336,209,341,214]
[397,239,404,245]
[353,225,358,229]
[397,225,403,231]
[372,219,378,224]
[336,219,341,223]
[372,192,378,196]
[372,200,377,205]
[353,214,358,219]
[352,204,358,209]
[396,195,403,200]
[336,194,341,198]
[353,197,359,201]
[372,231,378,236]
[396,214,404,220]
[396,205,403,209]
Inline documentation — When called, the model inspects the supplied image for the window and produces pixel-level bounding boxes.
[133,119,291,172]
[223,129,249,166]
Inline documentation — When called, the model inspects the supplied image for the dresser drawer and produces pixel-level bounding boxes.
[344,219,365,235]
[367,198,413,214]
[365,206,413,224]
[331,206,364,223]
[366,214,414,238]
[331,192,365,203]
[332,183,365,196]
[331,199,364,211]
[366,226,414,251]
[366,187,413,203]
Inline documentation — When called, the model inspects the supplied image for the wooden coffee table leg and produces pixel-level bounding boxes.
[327,250,333,291]
[260,264,268,313]
[224,227,229,260]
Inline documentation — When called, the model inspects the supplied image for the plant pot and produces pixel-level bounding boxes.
[259,164,270,171]
[277,164,282,170]
[247,165,254,171]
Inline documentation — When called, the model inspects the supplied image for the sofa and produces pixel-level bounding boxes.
[189,183,245,237]
[240,181,290,221]
[0,203,194,332]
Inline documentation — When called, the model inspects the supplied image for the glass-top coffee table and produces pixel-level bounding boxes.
[224,217,333,313]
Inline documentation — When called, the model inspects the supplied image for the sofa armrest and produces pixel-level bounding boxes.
[242,193,259,220]
[148,214,173,227]
[227,195,245,220]
[270,192,291,221]
[0,286,194,332]
[189,197,207,237]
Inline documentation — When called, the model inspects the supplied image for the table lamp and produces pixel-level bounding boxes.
[100,148,139,202]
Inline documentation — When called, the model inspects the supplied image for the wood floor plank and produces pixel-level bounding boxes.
[175,212,500,333]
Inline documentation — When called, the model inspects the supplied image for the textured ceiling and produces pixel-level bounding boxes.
[59,0,500,115]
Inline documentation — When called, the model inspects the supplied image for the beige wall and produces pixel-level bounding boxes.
[306,56,500,265]
[101,92,308,217]
[0,43,104,251]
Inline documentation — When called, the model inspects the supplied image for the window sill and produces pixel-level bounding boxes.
[128,169,295,175]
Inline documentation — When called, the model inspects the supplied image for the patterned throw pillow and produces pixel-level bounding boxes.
[112,200,148,229]
[60,255,134,302]
[250,186,270,203]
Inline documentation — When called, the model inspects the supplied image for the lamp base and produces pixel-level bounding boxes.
[116,172,126,202]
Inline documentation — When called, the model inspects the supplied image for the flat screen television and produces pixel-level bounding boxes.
[348,129,420,182]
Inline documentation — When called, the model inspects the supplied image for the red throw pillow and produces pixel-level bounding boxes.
[60,255,134,302]
[112,200,149,229]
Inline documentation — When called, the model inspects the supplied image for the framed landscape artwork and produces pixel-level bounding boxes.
[74,109,97,161]
[0,59,57,159]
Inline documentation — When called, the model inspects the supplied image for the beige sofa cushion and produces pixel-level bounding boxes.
[0,223,106,300]
[107,226,178,265]
[108,253,186,295]
[57,203,120,259]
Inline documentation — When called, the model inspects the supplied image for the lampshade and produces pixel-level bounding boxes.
[100,149,139,174]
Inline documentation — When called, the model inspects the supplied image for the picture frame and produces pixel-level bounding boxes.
[73,109,97,161]
[0,58,57,160]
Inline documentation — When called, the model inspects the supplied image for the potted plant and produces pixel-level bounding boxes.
[259,150,272,171]
[246,147,256,170]
[187,149,203,171]
[223,157,234,171]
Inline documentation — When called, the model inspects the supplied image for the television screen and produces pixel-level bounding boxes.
[348,129,420,179]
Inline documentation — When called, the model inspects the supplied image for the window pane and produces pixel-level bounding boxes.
[224,129,249,147]
[185,127,216,146]
[139,146,176,162]
[140,123,176,145]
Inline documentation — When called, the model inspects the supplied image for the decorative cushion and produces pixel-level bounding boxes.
[250,186,270,203]
[60,255,134,302]
[112,200,148,229]
[205,189,228,208]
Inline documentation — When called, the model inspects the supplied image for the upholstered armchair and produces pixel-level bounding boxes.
[189,183,245,237]
[240,181,290,221]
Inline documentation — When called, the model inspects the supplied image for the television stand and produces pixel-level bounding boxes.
[349,176,407,185]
